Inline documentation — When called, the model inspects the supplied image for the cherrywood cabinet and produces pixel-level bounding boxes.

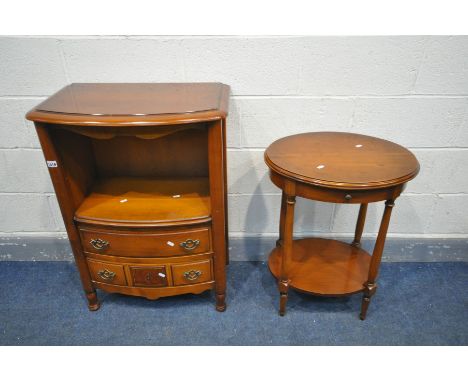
[26,83,230,312]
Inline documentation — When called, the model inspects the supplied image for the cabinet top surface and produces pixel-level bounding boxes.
[265,132,420,190]
[26,83,230,126]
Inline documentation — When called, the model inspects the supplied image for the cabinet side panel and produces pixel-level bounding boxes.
[208,120,227,311]
[34,123,98,308]
[51,126,96,208]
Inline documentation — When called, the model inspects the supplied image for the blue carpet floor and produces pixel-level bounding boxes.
[0,261,466,345]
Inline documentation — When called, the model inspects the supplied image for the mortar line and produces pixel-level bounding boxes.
[57,39,71,84]
[411,36,430,93]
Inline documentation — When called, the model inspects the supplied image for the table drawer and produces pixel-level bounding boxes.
[171,259,212,286]
[79,227,211,257]
[87,259,127,286]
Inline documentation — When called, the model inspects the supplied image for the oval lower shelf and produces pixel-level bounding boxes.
[268,238,371,296]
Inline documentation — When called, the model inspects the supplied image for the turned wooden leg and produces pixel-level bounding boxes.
[216,293,226,312]
[222,119,230,266]
[209,120,227,313]
[276,191,287,248]
[279,188,295,317]
[86,291,100,311]
[360,200,394,320]
[352,203,368,248]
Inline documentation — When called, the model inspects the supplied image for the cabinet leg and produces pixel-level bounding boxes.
[222,119,230,266]
[215,292,226,312]
[86,291,100,311]
[209,121,228,313]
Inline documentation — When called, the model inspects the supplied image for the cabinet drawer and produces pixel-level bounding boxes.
[87,259,127,286]
[130,266,168,287]
[171,259,212,286]
[79,228,211,257]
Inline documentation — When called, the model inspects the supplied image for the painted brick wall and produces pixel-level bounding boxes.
[1,36,467,239]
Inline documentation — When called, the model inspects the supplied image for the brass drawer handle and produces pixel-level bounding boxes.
[345,194,352,201]
[97,269,116,281]
[183,269,202,281]
[90,238,109,250]
[180,239,200,251]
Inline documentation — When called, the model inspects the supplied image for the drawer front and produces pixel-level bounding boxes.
[130,266,168,287]
[171,259,212,286]
[87,259,127,286]
[80,228,211,257]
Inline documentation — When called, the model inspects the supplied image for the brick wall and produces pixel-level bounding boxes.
[1,36,467,238]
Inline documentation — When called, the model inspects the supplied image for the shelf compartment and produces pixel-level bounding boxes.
[268,238,371,296]
[75,176,211,227]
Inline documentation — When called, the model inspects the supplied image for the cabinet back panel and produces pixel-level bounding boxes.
[92,126,209,178]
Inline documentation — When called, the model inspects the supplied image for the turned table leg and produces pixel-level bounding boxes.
[276,191,287,248]
[352,203,368,248]
[360,199,395,320]
[279,190,296,316]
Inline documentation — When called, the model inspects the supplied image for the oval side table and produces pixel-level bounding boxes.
[264,132,420,319]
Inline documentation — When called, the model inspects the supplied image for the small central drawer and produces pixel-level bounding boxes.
[130,266,168,287]
[79,227,211,257]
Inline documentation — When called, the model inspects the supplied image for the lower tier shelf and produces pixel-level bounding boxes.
[268,238,371,296]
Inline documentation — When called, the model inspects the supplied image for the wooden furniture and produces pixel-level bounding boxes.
[264,132,420,319]
[26,83,230,312]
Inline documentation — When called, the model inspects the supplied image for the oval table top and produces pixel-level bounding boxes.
[264,132,419,190]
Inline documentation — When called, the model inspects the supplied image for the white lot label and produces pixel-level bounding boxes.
[47,161,58,168]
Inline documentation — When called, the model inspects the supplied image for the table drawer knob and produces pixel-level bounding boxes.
[180,239,200,251]
[97,269,116,281]
[90,238,109,250]
[344,194,352,201]
[183,269,202,281]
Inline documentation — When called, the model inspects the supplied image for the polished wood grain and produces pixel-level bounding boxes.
[278,180,296,316]
[26,83,229,126]
[79,226,211,257]
[265,132,419,319]
[360,199,394,320]
[85,252,215,299]
[35,123,100,311]
[74,177,211,227]
[27,83,229,311]
[265,132,419,190]
[269,170,404,204]
[91,127,208,178]
[269,238,371,296]
[87,259,127,286]
[352,203,368,247]
[171,259,212,286]
[130,266,168,287]
[208,119,228,312]
[93,281,215,300]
